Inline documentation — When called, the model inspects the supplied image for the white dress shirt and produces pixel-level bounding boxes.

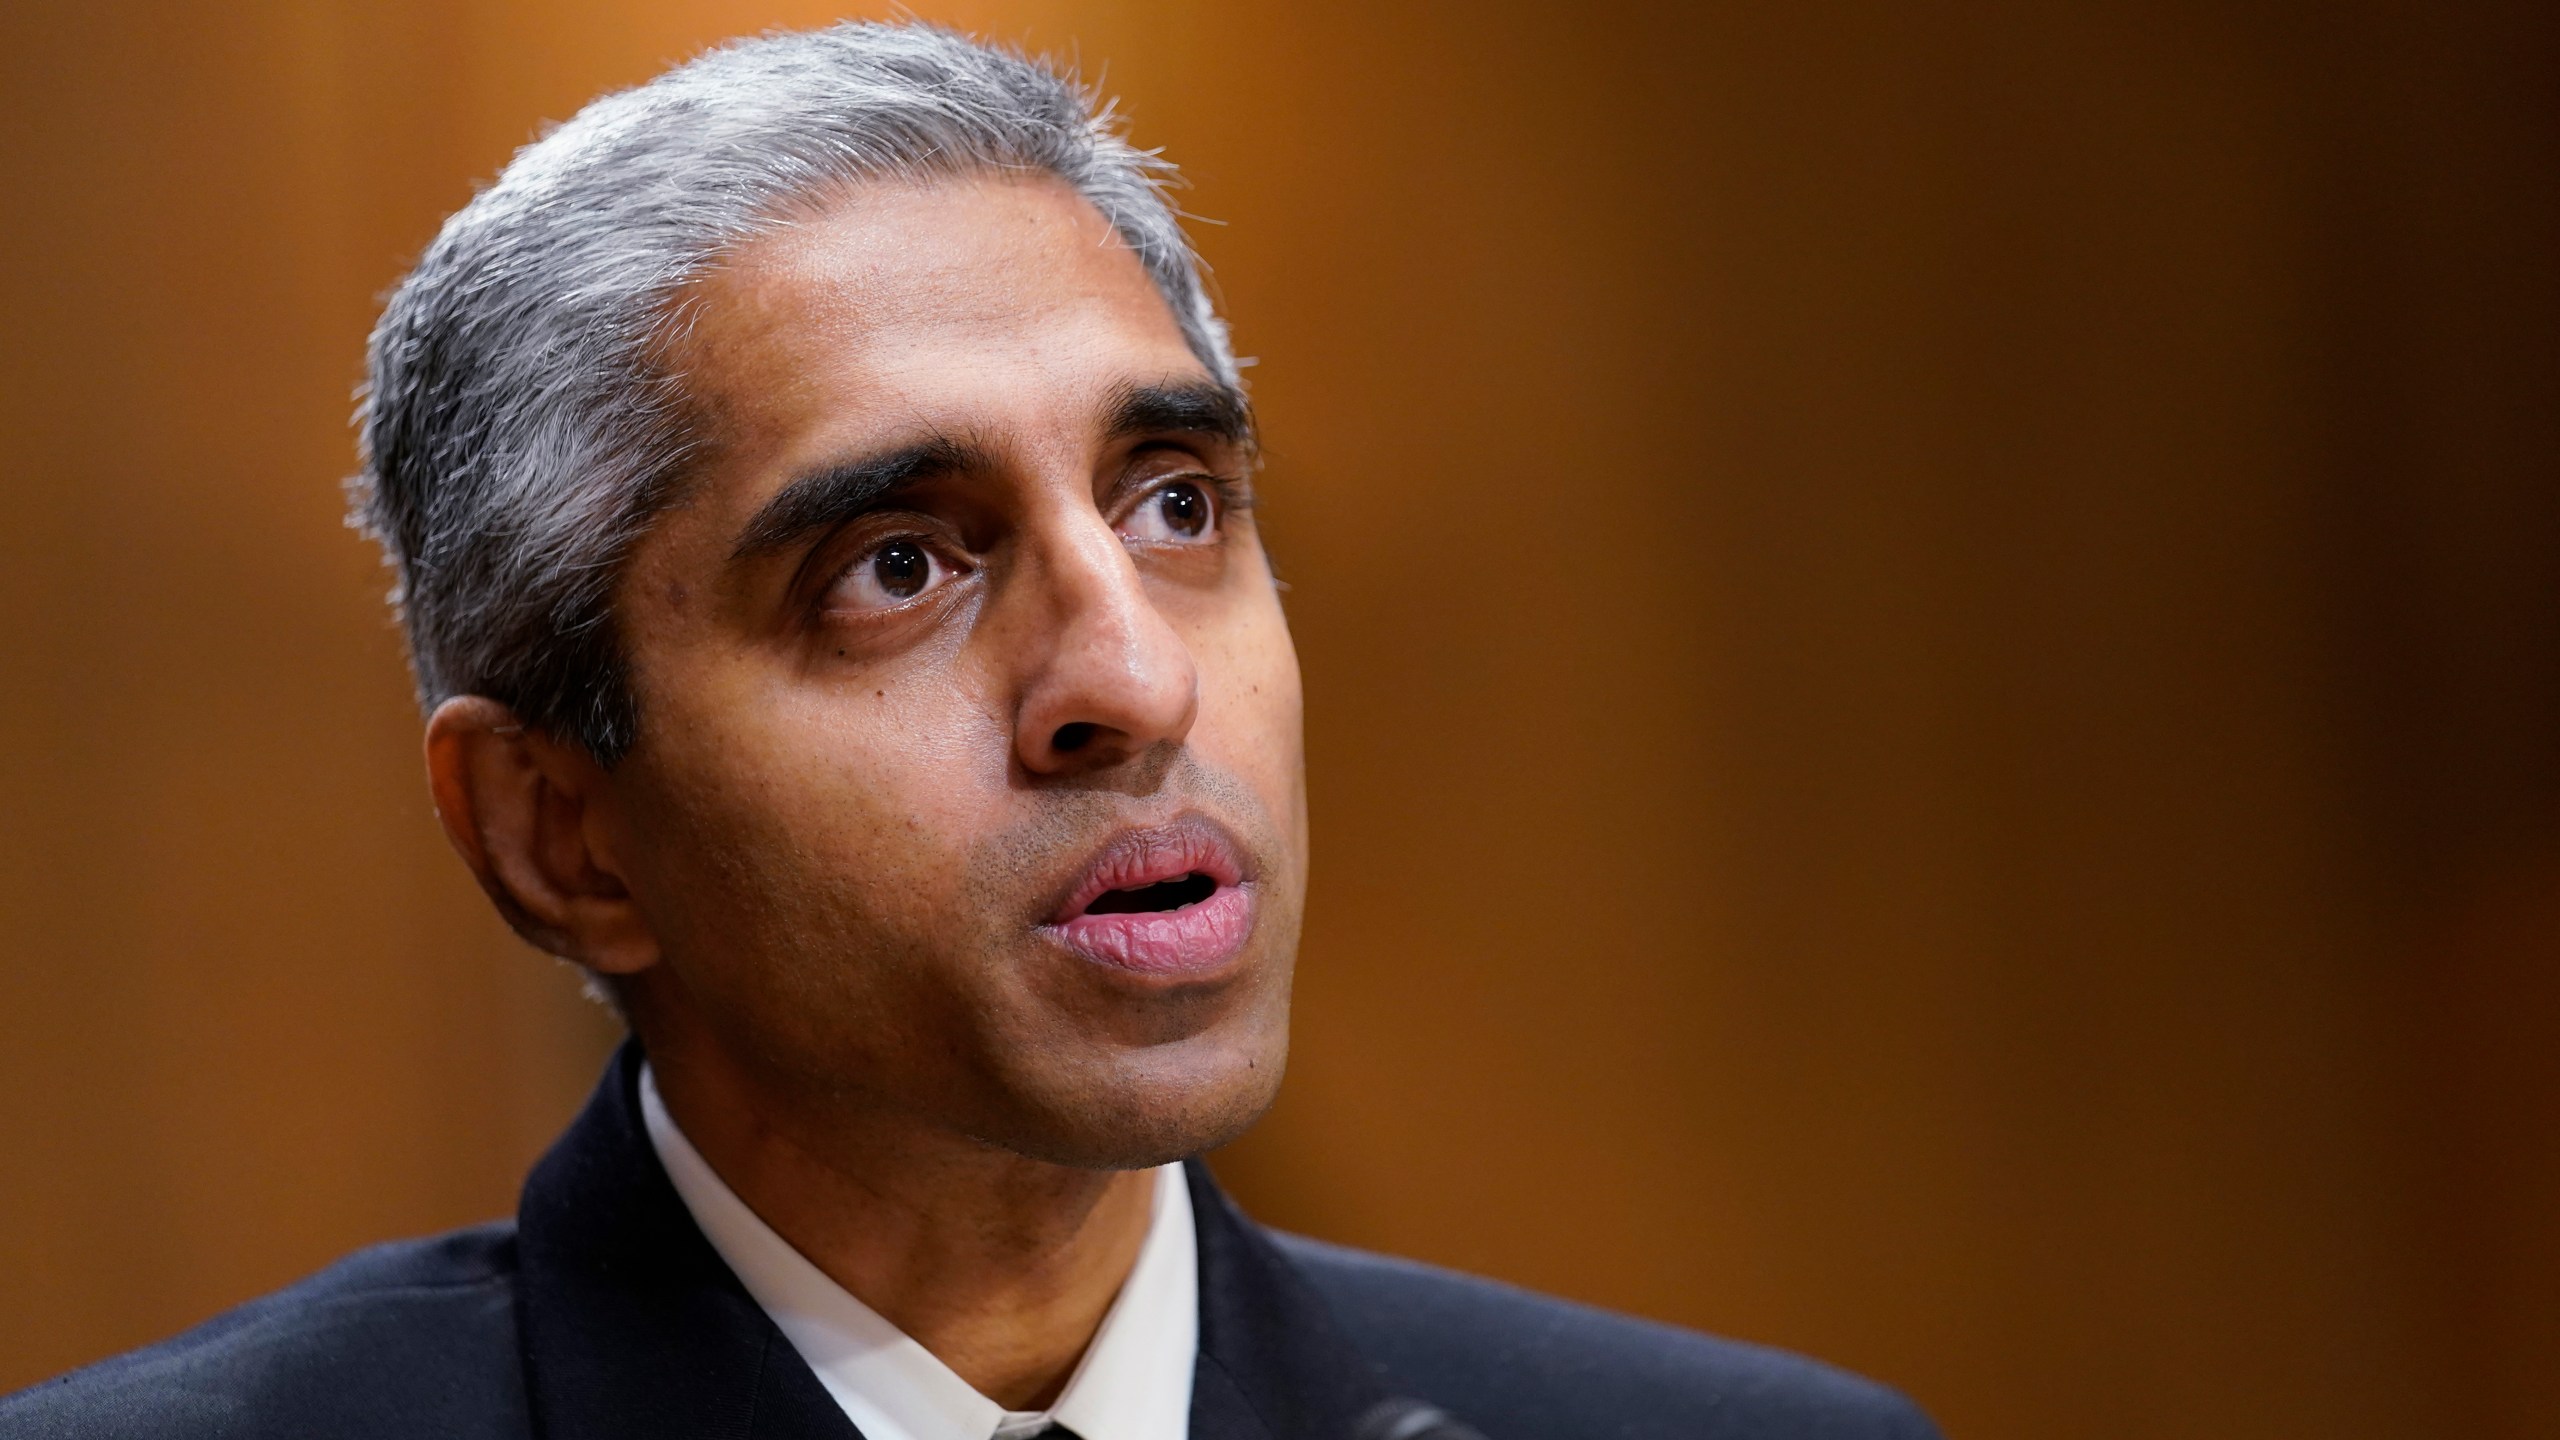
[640,1065,1197,1440]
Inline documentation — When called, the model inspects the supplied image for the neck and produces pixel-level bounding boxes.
[647,1042,1157,1411]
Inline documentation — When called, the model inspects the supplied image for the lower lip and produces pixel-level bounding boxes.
[1042,883,1256,976]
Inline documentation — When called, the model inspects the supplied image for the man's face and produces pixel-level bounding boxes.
[599,174,1304,1168]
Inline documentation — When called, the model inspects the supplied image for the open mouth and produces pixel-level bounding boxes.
[1083,871,1220,915]
[1042,820,1255,975]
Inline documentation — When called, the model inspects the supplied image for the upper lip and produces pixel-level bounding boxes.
[1045,815,1248,924]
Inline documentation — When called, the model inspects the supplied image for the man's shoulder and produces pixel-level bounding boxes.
[0,1222,527,1440]
[1274,1233,1940,1440]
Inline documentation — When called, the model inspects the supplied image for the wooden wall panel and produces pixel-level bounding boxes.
[2,3,2551,1436]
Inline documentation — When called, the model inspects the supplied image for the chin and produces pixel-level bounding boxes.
[992,1032,1289,1170]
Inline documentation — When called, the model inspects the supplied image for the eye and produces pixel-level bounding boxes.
[828,536,956,612]
[1123,479,1217,544]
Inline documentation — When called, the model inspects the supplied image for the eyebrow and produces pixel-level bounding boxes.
[725,378,1255,564]
[729,434,983,562]
[1103,378,1257,452]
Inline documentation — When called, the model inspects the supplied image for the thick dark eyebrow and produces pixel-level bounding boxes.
[728,435,983,563]
[1104,379,1256,454]
[725,381,1249,565]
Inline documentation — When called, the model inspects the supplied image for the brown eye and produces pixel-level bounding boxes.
[829,535,955,613]
[1158,482,1209,537]
[873,540,931,598]
[1124,479,1217,545]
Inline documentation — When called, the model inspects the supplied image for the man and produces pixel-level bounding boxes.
[2,23,1938,1440]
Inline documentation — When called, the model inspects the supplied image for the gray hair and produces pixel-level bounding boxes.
[350,21,1237,763]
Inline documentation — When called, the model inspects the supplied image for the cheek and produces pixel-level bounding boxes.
[1191,600,1306,811]
[625,663,1013,957]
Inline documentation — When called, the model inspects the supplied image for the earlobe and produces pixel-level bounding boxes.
[422,697,661,976]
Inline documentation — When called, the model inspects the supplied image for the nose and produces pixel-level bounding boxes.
[1007,509,1200,779]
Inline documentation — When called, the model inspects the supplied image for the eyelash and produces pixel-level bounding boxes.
[1187,470,1254,513]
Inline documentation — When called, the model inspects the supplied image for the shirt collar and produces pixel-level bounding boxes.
[640,1063,1197,1440]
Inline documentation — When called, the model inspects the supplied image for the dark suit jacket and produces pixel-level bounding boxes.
[1,1047,1940,1438]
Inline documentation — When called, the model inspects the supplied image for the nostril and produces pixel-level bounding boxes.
[1051,721,1099,754]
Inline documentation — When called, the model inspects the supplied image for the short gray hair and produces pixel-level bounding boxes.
[350,21,1237,763]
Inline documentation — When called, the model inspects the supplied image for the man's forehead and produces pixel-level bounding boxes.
[685,175,1180,376]
[635,174,1245,581]
[670,172,1206,463]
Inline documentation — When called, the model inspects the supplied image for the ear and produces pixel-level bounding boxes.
[423,696,660,977]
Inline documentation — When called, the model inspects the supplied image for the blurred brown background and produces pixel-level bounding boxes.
[3,1,2554,1436]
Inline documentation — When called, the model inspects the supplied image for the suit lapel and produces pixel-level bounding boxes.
[513,1044,1389,1440]
[1184,1162,1395,1440]
[514,1043,859,1440]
